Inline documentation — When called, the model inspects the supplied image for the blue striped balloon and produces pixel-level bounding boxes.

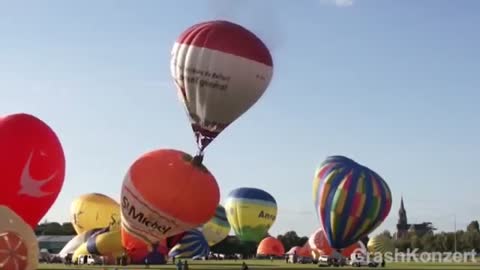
[168,229,209,259]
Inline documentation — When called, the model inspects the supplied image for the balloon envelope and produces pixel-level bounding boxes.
[0,206,39,270]
[72,228,123,263]
[225,187,277,243]
[70,193,120,234]
[0,113,65,228]
[256,237,284,257]
[201,205,231,246]
[367,235,394,255]
[313,156,392,249]
[308,228,330,253]
[308,228,366,257]
[171,20,274,151]
[59,228,103,258]
[121,228,168,265]
[169,229,209,259]
[121,149,219,244]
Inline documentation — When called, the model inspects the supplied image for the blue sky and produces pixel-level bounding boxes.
[1,0,479,238]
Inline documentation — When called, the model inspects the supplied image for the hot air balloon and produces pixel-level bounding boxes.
[257,237,284,257]
[169,229,210,259]
[308,228,331,254]
[170,20,274,155]
[0,113,65,228]
[287,246,301,255]
[340,241,367,258]
[121,229,168,265]
[121,149,219,245]
[201,205,231,246]
[70,193,120,234]
[72,228,123,264]
[225,187,277,243]
[309,229,366,258]
[367,234,394,255]
[59,228,104,258]
[0,206,39,270]
[313,156,392,249]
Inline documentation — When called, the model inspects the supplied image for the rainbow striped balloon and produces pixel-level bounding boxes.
[312,156,392,249]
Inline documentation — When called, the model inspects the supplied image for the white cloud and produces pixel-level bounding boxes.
[320,0,355,7]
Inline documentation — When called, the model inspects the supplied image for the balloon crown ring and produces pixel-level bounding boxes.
[181,153,208,172]
[192,154,204,166]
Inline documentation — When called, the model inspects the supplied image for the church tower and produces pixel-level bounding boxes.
[396,196,409,239]
[399,196,407,225]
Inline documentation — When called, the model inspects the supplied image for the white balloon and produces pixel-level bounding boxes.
[0,206,39,270]
[171,20,274,150]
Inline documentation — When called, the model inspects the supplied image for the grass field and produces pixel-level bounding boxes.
[37,259,480,270]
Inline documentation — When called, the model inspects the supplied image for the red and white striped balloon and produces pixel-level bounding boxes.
[171,20,274,153]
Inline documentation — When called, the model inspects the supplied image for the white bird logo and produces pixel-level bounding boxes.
[18,151,57,198]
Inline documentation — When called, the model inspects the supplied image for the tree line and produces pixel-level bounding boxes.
[35,220,480,255]
[385,220,480,253]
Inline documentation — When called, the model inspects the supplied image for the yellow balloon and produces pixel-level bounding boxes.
[367,235,394,255]
[225,188,277,243]
[72,229,123,262]
[70,193,120,234]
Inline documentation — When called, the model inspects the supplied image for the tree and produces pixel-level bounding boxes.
[277,231,307,252]
[61,222,76,235]
[394,238,411,252]
[467,221,480,233]
[420,232,435,252]
[380,230,393,239]
[35,222,76,235]
[410,235,423,250]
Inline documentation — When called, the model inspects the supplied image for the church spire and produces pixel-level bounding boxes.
[398,195,407,225]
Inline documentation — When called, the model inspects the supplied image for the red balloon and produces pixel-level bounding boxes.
[121,228,168,264]
[0,113,65,228]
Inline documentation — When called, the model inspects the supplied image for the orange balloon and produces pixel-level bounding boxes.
[257,237,285,256]
[121,149,220,243]
[298,246,312,258]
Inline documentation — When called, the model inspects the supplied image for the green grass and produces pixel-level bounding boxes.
[37,259,480,270]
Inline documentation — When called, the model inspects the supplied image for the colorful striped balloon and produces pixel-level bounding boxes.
[201,205,231,246]
[168,229,209,259]
[312,156,392,249]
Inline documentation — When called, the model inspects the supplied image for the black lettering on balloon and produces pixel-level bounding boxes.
[258,210,276,221]
[176,66,231,92]
[123,199,173,235]
[122,196,130,210]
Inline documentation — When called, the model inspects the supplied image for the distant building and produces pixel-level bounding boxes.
[37,235,75,254]
[396,197,435,239]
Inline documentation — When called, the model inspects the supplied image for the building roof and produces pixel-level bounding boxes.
[37,235,75,242]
